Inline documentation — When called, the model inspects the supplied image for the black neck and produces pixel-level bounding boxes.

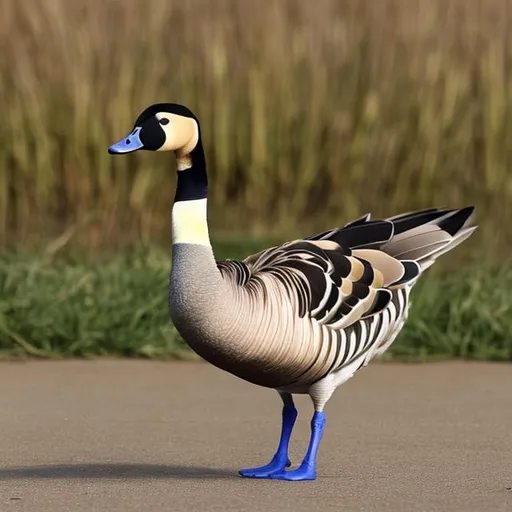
[174,138,208,202]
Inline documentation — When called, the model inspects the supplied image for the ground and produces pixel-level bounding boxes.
[0,361,510,512]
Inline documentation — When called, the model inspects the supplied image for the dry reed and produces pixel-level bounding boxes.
[0,0,511,253]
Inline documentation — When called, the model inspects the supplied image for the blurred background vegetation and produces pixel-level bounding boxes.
[0,0,510,359]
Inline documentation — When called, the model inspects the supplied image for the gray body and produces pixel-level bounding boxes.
[170,242,409,400]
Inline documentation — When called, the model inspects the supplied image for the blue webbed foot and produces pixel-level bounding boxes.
[269,463,317,481]
[270,410,325,482]
[238,456,292,478]
[239,399,297,479]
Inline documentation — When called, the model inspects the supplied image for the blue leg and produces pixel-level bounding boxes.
[270,411,325,481]
[239,400,298,478]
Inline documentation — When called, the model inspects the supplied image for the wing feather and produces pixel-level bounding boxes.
[214,206,475,388]
[217,235,412,334]
[215,209,439,367]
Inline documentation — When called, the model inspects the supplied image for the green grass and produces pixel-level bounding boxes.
[1,244,511,362]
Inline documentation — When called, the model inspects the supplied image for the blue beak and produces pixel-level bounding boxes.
[108,127,144,154]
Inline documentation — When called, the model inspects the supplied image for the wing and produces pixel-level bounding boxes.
[217,236,418,331]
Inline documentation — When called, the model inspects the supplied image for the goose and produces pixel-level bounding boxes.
[108,102,477,481]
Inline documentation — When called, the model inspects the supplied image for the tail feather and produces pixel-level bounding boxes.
[386,207,445,221]
[389,208,452,235]
[386,229,452,258]
[434,206,475,236]
[382,206,476,270]
[308,206,476,275]
[394,240,452,263]
[416,226,477,265]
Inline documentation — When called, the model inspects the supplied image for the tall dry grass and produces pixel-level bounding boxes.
[0,0,511,252]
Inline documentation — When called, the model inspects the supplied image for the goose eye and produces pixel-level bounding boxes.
[159,118,170,126]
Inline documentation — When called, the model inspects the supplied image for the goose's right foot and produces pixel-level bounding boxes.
[270,411,326,482]
[238,456,292,478]
[239,401,297,479]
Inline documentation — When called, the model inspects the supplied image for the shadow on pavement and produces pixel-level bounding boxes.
[0,463,235,480]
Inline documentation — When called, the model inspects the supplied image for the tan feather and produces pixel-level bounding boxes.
[371,267,384,288]
[351,249,405,287]
[309,240,342,251]
[346,256,365,280]
[340,278,353,295]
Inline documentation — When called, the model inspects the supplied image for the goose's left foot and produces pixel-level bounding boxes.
[270,411,325,482]
[239,401,297,479]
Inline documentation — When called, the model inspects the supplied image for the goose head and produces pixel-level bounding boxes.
[108,103,199,157]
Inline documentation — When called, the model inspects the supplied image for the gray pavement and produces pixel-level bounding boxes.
[0,361,511,511]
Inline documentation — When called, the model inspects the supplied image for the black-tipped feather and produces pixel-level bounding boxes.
[389,261,421,287]
[322,221,394,249]
[352,282,370,300]
[387,207,442,221]
[390,208,453,235]
[435,207,474,236]
[361,289,393,318]
[324,250,352,279]
[355,258,374,285]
